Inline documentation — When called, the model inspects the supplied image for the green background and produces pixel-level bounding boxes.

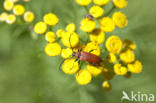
[0,0,156,103]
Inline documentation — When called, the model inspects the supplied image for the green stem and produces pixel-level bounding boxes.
[104,5,116,17]
[85,32,89,44]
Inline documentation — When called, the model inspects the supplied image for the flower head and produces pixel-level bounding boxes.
[44,43,61,56]
[87,64,103,76]
[123,39,136,50]
[90,29,105,44]
[0,12,8,22]
[106,53,117,63]
[114,63,127,75]
[62,59,79,74]
[75,0,92,6]
[56,29,65,38]
[112,11,128,28]
[100,17,115,32]
[76,69,92,85]
[66,23,76,33]
[45,31,56,43]
[13,4,25,16]
[103,68,115,80]
[3,0,14,11]
[80,18,96,32]
[34,22,47,34]
[84,42,101,56]
[128,60,142,74]
[113,0,127,8]
[61,48,73,59]
[102,81,112,91]
[6,14,16,24]
[43,13,59,26]
[61,32,79,48]
[106,35,122,54]
[89,5,104,18]
[93,0,110,6]
[24,11,35,23]
[120,49,135,63]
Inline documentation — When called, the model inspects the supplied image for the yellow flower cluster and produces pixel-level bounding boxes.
[0,0,34,24]
[31,0,142,91]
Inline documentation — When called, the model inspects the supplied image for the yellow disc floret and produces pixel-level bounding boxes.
[80,18,96,32]
[128,60,142,74]
[112,11,128,28]
[44,43,61,56]
[56,29,65,38]
[90,29,105,44]
[93,0,110,6]
[114,63,127,75]
[89,5,104,18]
[43,13,59,26]
[84,42,101,56]
[62,59,79,74]
[45,31,56,43]
[0,12,8,22]
[87,64,103,76]
[105,35,122,54]
[113,0,127,8]
[66,23,76,33]
[100,17,115,32]
[34,22,47,34]
[75,0,92,6]
[13,4,25,16]
[61,48,73,59]
[3,0,14,11]
[61,32,79,48]
[102,81,112,91]
[76,69,92,85]
[120,49,135,63]
[6,14,16,24]
[24,11,35,23]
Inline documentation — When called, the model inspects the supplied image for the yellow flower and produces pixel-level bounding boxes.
[114,63,127,75]
[87,64,103,76]
[6,14,16,24]
[62,59,79,74]
[66,23,76,33]
[128,60,142,74]
[43,13,59,26]
[93,0,110,6]
[106,53,117,63]
[100,17,115,32]
[102,81,112,91]
[113,0,127,8]
[24,11,35,23]
[13,4,25,16]
[75,0,92,6]
[34,22,47,34]
[0,12,8,22]
[120,49,135,63]
[80,18,96,32]
[3,0,14,11]
[105,35,122,54]
[89,5,104,18]
[56,29,65,38]
[44,43,61,56]
[61,48,73,59]
[61,32,79,48]
[76,69,92,85]
[11,0,19,3]
[103,68,115,80]
[45,31,56,43]
[23,0,31,2]
[112,11,128,28]
[84,42,101,56]
[90,29,105,44]
[123,39,136,50]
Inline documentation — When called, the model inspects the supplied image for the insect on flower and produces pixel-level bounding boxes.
[69,34,103,66]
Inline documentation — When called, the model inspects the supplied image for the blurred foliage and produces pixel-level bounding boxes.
[0,0,156,103]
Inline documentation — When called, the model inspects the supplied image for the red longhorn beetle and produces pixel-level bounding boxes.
[69,33,102,66]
